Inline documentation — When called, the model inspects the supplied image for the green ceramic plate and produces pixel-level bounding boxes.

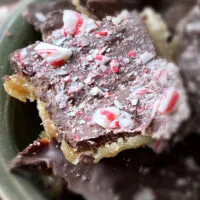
[0,0,51,199]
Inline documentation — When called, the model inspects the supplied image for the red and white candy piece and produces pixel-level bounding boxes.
[63,10,98,36]
[158,88,180,114]
[16,48,27,66]
[94,31,109,37]
[92,107,120,128]
[92,107,134,129]
[68,82,84,94]
[95,55,111,65]
[132,87,152,97]
[109,119,120,129]
[110,60,119,73]
[34,42,72,68]
[63,10,83,36]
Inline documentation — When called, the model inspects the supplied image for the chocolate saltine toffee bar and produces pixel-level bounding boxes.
[4,6,190,164]
[10,135,200,200]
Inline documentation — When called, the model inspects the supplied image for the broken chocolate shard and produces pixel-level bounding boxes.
[25,0,75,40]
[11,135,200,200]
[10,139,68,177]
[6,9,190,164]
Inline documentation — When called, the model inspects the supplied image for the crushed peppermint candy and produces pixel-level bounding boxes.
[94,31,109,36]
[110,60,119,73]
[81,18,99,33]
[128,51,136,58]
[63,10,84,36]
[139,52,154,64]
[89,87,104,96]
[109,120,120,129]
[130,99,138,106]
[34,42,72,67]
[118,111,134,129]
[92,107,134,129]
[114,100,123,109]
[16,49,27,66]
[95,55,111,65]
[63,10,98,36]
[158,88,180,114]
[92,107,120,128]
[156,69,168,86]
[68,82,84,94]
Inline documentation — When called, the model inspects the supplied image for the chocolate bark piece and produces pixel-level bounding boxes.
[177,2,200,135]
[7,10,190,164]
[9,139,84,200]
[25,1,75,40]
[11,135,200,200]
[10,139,66,175]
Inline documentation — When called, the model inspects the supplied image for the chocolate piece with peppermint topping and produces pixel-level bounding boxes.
[8,10,190,164]
[25,0,76,40]
[10,135,200,200]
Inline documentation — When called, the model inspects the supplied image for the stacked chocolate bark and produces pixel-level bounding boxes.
[4,0,200,199]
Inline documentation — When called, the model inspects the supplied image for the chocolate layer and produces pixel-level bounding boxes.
[11,135,200,200]
[8,10,190,155]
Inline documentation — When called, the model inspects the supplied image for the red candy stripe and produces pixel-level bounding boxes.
[128,51,136,58]
[94,31,108,36]
[158,88,180,114]
[72,13,84,37]
[50,59,65,68]
[100,110,116,121]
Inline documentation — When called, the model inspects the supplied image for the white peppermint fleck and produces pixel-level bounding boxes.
[114,100,124,109]
[130,98,138,106]
[90,87,104,96]
[79,120,86,124]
